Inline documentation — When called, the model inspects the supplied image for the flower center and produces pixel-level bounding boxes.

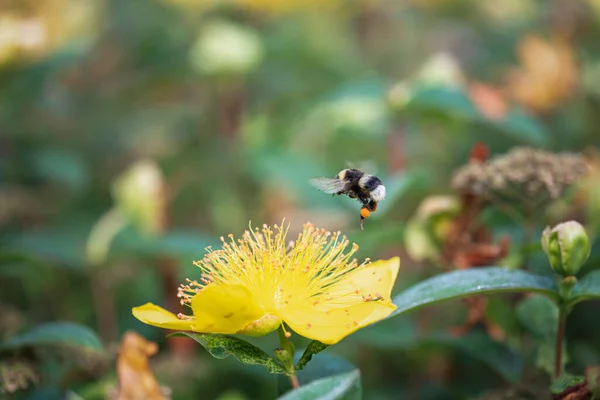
[177,222,370,315]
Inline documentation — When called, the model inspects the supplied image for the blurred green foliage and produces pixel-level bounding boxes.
[2,0,600,398]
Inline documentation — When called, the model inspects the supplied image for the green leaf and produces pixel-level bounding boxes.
[32,148,90,194]
[495,107,549,146]
[516,295,567,376]
[405,87,479,121]
[516,295,559,340]
[278,370,361,400]
[437,331,523,384]
[567,270,600,307]
[0,322,102,352]
[170,332,287,375]
[390,267,558,318]
[4,225,90,268]
[295,341,329,371]
[550,374,585,394]
[352,319,521,383]
[404,86,549,145]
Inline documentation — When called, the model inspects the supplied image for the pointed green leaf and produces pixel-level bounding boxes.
[295,341,329,371]
[278,370,361,400]
[170,332,287,375]
[0,322,102,352]
[390,267,558,318]
[567,270,600,307]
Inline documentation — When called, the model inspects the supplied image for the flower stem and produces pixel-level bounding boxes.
[554,308,567,379]
[290,375,300,389]
[277,325,300,389]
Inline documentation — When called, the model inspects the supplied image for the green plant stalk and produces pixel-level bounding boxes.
[554,308,567,379]
[278,325,299,389]
[554,277,577,379]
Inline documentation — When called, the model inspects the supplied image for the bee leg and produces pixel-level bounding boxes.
[360,215,364,230]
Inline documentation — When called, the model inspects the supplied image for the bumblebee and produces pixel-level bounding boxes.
[309,168,386,230]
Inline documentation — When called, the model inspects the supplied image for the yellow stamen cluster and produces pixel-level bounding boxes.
[177,222,370,313]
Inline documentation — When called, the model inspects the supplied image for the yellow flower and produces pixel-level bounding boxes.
[133,223,399,345]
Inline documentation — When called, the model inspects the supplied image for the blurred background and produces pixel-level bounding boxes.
[1,0,600,398]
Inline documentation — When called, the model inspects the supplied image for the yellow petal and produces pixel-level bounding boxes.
[132,303,195,331]
[281,257,400,344]
[190,283,267,334]
[329,256,400,299]
[283,300,397,345]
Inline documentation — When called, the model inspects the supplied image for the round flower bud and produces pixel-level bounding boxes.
[541,221,591,277]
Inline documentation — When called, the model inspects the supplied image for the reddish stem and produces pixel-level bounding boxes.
[554,309,567,378]
[290,375,300,389]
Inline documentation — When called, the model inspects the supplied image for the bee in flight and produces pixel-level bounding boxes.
[309,168,386,230]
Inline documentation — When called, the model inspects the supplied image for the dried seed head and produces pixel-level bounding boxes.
[452,147,588,207]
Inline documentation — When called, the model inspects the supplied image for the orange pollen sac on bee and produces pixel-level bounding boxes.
[360,207,371,219]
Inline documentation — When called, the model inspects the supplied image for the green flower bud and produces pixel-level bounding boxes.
[112,159,165,236]
[541,221,591,277]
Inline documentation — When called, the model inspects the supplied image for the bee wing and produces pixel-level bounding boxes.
[308,177,348,194]
[346,160,378,175]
